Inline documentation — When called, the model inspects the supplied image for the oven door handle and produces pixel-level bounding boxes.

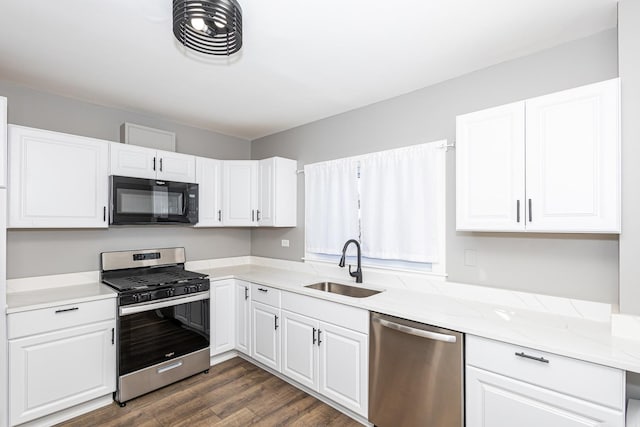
[119,292,209,316]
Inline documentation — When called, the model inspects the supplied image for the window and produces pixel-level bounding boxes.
[304,140,447,275]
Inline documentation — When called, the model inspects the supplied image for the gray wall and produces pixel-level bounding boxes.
[619,0,640,314]
[251,29,620,303]
[0,81,252,278]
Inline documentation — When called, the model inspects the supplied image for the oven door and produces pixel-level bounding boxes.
[110,175,198,224]
[118,292,210,376]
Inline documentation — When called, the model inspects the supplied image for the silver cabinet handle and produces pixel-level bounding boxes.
[244,286,249,300]
[515,351,549,364]
[516,200,520,223]
[258,288,268,293]
[274,315,279,330]
[317,329,322,346]
[252,209,255,222]
[153,157,156,171]
[528,199,532,222]
[374,317,457,343]
[55,307,79,314]
[312,327,317,345]
[159,158,163,172]
[257,210,261,221]
[157,360,183,374]
[218,210,222,222]
[103,206,107,222]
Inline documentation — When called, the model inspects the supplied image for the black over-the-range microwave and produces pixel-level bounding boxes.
[109,175,199,225]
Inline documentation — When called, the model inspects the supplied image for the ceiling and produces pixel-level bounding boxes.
[0,0,618,140]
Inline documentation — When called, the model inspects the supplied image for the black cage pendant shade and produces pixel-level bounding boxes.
[173,0,243,56]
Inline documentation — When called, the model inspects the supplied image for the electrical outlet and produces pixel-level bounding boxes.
[464,249,477,267]
[281,239,290,248]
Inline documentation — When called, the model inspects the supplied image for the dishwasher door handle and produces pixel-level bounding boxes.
[374,317,457,343]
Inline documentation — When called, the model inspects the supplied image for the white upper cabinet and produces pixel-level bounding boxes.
[8,125,109,228]
[456,78,620,233]
[258,157,297,227]
[456,102,525,231]
[222,160,258,226]
[195,157,223,227]
[109,143,156,179]
[525,79,620,232]
[0,96,7,188]
[110,143,196,183]
[220,157,297,227]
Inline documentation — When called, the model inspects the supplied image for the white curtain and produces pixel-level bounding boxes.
[305,158,359,255]
[360,143,440,263]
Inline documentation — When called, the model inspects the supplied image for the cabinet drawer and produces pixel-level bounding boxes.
[251,283,280,307]
[466,335,624,410]
[282,291,368,334]
[8,298,116,339]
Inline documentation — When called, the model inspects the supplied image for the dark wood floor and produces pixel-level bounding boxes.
[57,357,362,427]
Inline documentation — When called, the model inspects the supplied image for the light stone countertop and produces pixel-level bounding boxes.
[197,264,640,374]
[6,262,640,374]
[6,283,117,314]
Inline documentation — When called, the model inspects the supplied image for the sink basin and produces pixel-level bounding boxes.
[304,282,382,298]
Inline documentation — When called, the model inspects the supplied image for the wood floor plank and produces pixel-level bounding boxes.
[214,407,258,426]
[57,357,362,427]
[170,408,222,427]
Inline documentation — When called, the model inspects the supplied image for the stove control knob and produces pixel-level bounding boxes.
[167,288,175,297]
[132,294,139,302]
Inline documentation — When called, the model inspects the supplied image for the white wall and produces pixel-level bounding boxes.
[251,29,620,303]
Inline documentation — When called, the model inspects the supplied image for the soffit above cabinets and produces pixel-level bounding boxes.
[0,0,617,139]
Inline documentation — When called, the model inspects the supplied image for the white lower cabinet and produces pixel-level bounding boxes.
[466,335,625,427]
[211,279,235,356]
[281,311,318,390]
[281,292,368,417]
[317,321,367,416]
[251,301,281,371]
[8,299,116,426]
[235,280,251,355]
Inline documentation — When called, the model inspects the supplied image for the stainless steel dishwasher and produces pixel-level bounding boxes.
[369,312,464,427]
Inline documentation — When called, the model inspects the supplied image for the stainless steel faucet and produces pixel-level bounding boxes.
[338,239,363,283]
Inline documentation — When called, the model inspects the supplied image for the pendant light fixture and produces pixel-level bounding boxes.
[173,0,242,56]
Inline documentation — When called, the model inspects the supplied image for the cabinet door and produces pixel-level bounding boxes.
[251,301,280,372]
[235,281,251,355]
[466,366,624,427]
[257,158,275,226]
[0,96,6,188]
[318,322,368,417]
[8,126,109,228]
[211,279,235,356]
[9,321,116,426]
[282,311,318,391]
[222,160,258,226]
[157,150,196,183]
[195,157,223,227]
[110,143,156,179]
[456,102,526,231]
[525,79,620,233]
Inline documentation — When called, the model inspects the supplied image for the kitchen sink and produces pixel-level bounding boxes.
[304,282,382,298]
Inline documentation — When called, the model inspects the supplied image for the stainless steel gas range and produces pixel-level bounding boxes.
[101,247,210,406]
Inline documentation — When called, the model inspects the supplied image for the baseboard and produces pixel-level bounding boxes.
[210,350,239,366]
[16,394,113,427]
